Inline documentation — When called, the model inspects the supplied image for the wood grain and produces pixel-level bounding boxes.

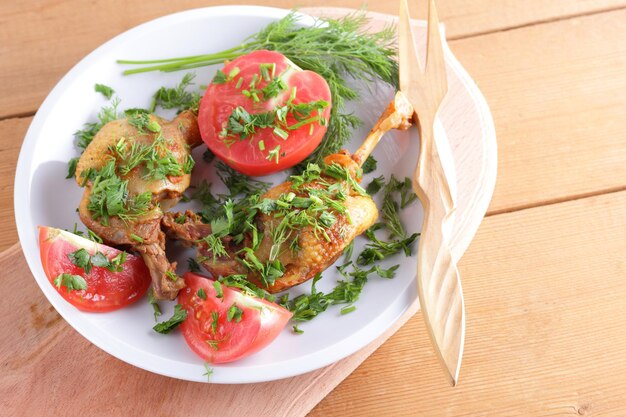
[452,9,626,214]
[1,7,624,225]
[2,8,499,415]
[0,118,29,251]
[0,242,420,417]
[1,3,625,416]
[312,189,626,417]
[2,0,626,119]
[399,0,465,385]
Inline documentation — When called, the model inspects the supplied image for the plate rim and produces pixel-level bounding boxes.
[14,5,496,383]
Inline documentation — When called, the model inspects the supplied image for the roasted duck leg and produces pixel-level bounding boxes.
[163,93,414,293]
[75,110,202,299]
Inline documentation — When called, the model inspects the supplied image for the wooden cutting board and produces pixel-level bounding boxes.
[0,8,496,417]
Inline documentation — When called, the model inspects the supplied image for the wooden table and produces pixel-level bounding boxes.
[2,0,626,415]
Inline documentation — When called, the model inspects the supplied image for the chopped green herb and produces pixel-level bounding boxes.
[166,270,178,282]
[68,248,126,274]
[218,275,276,302]
[94,83,115,99]
[357,230,419,265]
[203,363,214,381]
[153,304,187,334]
[130,233,145,243]
[197,288,207,300]
[343,240,354,262]
[151,73,201,113]
[213,281,223,299]
[85,160,153,225]
[227,304,244,323]
[266,145,281,164]
[362,156,377,174]
[183,155,195,174]
[66,157,79,179]
[148,288,162,322]
[366,175,385,195]
[340,305,356,315]
[53,273,87,293]
[206,339,220,351]
[197,235,228,262]
[89,251,109,268]
[68,248,92,274]
[292,325,304,334]
[211,311,219,334]
[75,97,120,151]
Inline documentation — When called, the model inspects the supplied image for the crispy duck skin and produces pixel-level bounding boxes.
[76,110,201,300]
[161,92,414,293]
[162,158,379,293]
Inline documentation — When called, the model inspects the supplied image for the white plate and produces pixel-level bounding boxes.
[14,6,496,384]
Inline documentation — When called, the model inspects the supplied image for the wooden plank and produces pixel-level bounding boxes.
[1,1,626,119]
[4,9,626,241]
[448,9,626,214]
[0,118,29,252]
[0,242,415,417]
[311,189,626,416]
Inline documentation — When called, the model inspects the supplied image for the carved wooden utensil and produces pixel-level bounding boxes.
[398,0,466,386]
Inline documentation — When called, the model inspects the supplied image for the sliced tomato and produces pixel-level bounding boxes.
[178,272,292,364]
[39,226,151,312]
[198,50,332,176]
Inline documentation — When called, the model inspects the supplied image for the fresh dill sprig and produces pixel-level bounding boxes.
[357,228,419,266]
[75,97,121,151]
[282,261,399,323]
[118,12,398,170]
[83,160,153,226]
[150,72,201,113]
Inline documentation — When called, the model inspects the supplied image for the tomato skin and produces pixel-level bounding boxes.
[38,226,151,312]
[198,50,332,176]
[179,273,293,364]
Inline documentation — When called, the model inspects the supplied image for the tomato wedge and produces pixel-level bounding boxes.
[39,226,151,312]
[198,50,332,176]
[178,272,292,364]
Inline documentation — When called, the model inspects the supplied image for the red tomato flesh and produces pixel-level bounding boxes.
[39,226,151,312]
[178,272,293,364]
[198,50,332,176]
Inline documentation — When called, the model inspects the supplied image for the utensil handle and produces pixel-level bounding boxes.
[414,118,465,386]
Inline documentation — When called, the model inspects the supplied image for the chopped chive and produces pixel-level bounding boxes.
[273,127,288,140]
[340,305,356,315]
[130,233,144,243]
[228,67,240,79]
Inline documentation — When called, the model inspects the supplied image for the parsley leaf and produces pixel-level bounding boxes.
[153,304,187,334]
[366,175,385,195]
[68,248,92,274]
[53,273,87,293]
[361,155,377,174]
[227,304,243,323]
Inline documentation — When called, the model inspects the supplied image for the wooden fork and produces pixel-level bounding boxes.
[398,0,466,386]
